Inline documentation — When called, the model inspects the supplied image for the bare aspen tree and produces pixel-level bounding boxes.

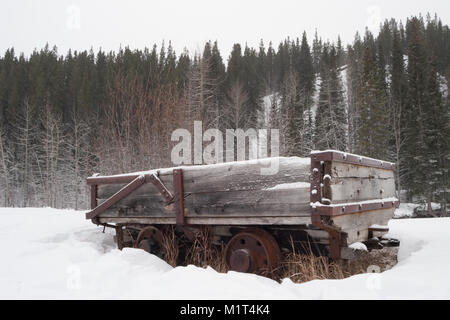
[14,99,37,206]
[0,123,13,206]
[222,80,252,129]
[100,72,139,174]
[188,54,217,127]
[36,103,65,207]
[66,109,92,209]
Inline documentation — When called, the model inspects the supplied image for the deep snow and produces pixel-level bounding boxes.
[0,207,449,299]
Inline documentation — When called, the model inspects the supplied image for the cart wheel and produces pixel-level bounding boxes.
[224,228,281,275]
[134,226,165,259]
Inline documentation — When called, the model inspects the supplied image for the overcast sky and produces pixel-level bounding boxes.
[1,0,449,60]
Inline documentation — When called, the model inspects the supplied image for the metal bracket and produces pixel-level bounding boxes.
[86,174,147,220]
[90,185,98,209]
[86,172,175,221]
[173,169,185,225]
[147,172,174,203]
[309,154,342,259]
[310,157,322,203]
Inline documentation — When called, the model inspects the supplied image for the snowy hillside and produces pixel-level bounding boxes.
[1,207,449,299]
[261,66,349,125]
[262,66,448,128]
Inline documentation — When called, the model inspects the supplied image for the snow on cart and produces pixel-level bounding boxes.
[85,150,400,274]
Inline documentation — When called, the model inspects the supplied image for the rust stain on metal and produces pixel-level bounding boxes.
[87,175,141,185]
[224,228,280,274]
[146,173,174,203]
[310,153,342,259]
[86,175,146,220]
[173,169,185,225]
[90,184,98,209]
[86,172,177,220]
[310,156,322,204]
[116,225,125,250]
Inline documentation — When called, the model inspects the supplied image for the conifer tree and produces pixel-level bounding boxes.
[390,26,408,193]
[358,30,390,159]
[402,17,429,200]
[314,45,347,151]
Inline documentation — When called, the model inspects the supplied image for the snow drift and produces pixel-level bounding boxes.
[0,207,449,299]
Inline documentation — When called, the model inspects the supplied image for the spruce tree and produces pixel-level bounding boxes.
[358,30,390,159]
[314,45,347,151]
[403,17,429,201]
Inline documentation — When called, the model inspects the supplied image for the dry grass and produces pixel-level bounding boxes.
[159,228,398,283]
[160,226,179,267]
[278,240,398,283]
[279,251,347,282]
[184,227,228,273]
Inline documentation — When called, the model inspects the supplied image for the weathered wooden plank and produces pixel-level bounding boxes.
[97,216,312,226]
[323,177,396,203]
[99,203,311,218]
[186,187,310,213]
[97,157,311,198]
[331,208,394,244]
[97,186,311,218]
[325,161,394,179]
[97,181,167,199]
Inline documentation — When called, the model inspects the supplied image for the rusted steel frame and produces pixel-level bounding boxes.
[311,151,396,170]
[310,154,342,259]
[224,228,281,274]
[311,212,342,259]
[116,225,125,250]
[87,175,140,185]
[310,157,322,203]
[173,169,185,225]
[90,185,98,209]
[368,225,390,239]
[86,175,147,219]
[86,171,175,221]
[147,173,174,203]
[325,228,342,259]
[312,200,399,217]
[368,226,389,232]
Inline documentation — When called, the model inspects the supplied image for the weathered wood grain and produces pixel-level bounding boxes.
[97,157,311,198]
[97,216,312,226]
[331,208,394,244]
[323,177,396,203]
[97,186,311,218]
[325,161,394,179]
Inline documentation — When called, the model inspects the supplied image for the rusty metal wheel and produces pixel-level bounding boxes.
[134,226,165,258]
[225,228,281,274]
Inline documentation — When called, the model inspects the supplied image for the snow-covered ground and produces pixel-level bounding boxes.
[0,207,449,299]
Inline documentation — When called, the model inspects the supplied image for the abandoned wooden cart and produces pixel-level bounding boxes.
[85,150,399,274]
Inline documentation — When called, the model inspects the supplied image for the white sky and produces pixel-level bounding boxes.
[1,0,449,60]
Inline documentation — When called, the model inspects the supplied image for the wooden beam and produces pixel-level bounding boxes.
[97,216,312,226]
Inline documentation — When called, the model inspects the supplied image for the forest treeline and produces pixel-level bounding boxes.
[0,14,448,210]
